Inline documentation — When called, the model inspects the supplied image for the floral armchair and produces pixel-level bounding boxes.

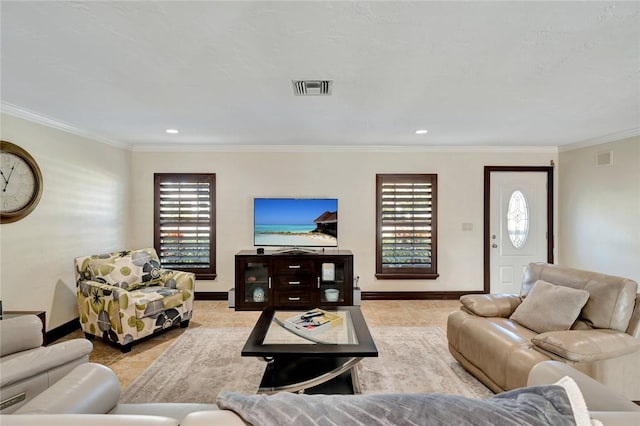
[73,248,195,352]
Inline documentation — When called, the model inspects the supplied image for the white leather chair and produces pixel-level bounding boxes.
[0,315,93,413]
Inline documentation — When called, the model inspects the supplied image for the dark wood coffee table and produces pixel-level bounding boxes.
[241,306,378,394]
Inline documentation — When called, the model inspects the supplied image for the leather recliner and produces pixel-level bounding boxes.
[447,263,640,400]
[0,315,93,413]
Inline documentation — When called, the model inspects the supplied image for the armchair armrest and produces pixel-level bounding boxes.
[532,329,640,362]
[0,315,43,357]
[0,339,93,388]
[459,294,522,318]
[158,269,195,293]
[15,363,119,415]
[77,280,137,344]
[158,270,195,314]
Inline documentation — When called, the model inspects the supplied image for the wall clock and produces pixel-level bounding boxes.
[0,140,43,224]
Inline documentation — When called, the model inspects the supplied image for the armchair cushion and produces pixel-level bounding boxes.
[131,287,184,319]
[88,249,163,291]
[510,280,590,334]
[532,329,640,362]
[459,294,521,318]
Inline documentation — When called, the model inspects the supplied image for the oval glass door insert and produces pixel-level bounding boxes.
[507,190,529,248]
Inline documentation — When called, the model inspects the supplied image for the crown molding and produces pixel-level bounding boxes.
[1,102,131,150]
[131,143,558,153]
[559,128,640,152]
[1,103,563,154]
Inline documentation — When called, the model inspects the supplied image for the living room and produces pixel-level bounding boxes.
[1,1,639,424]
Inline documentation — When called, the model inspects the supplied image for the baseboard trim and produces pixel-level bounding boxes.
[46,318,80,344]
[362,291,483,300]
[195,292,228,301]
[195,291,481,301]
[46,291,476,342]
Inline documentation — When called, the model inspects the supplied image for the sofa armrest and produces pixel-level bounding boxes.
[0,315,43,357]
[527,361,640,412]
[626,297,640,338]
[587,412,640,426]
[15,363,119,415]
[1,415,179,426]
[1,339,93,388]
[459,294,521,317]
[532,329,640,362]
[181,410,249,426]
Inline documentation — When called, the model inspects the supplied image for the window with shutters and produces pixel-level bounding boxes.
[376,174,438,279]
[154,173,216,280]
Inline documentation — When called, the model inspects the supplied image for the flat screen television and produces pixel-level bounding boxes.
[254,198,338,248]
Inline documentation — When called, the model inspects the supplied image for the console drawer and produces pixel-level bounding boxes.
[275,291,311,306]
[272,259,315,275]
[273,274,315,289]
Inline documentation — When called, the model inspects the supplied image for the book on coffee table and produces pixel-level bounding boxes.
[283,309,343,336]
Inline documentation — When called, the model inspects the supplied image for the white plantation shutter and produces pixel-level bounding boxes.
[376,174,438,279]
[154,174,216,279]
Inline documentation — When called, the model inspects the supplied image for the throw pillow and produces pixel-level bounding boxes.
[510,280,590,334]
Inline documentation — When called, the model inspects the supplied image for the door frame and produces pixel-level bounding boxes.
[483,166,554,293]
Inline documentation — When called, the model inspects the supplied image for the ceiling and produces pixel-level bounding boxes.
[2,1,639,150]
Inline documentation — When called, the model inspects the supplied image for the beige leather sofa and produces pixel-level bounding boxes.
[2,361,639,425]
[0,315,93,413]
[448,263,640,400]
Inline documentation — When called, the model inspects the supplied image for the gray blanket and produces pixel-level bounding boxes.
[217,385,577,426]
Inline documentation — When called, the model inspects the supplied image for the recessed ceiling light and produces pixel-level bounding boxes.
[415,129,428,135]
[165,129,179,134]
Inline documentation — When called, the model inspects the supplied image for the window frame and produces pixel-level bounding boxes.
[375,173,439,279]
[154,173,216,280]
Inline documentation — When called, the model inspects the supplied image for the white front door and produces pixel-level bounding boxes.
[489,171,549,294]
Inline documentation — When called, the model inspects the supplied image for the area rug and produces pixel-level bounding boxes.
[120,326,492,403]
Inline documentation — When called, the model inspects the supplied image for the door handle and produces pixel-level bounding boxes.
[492,244,498,248]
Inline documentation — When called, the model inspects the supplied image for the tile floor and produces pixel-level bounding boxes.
[62,299,461,389]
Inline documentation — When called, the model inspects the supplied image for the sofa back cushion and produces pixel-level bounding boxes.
[522,263,638,332]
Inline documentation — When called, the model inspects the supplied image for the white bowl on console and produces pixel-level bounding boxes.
[324,288,339,302]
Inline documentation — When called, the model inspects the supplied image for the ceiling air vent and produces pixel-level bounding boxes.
[292,80,332,96]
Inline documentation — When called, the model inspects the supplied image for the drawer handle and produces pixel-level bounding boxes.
[288,265,301,269]
[288,297,301,301]
[288,281,301,285]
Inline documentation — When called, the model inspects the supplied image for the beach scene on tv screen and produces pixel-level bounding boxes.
[254,198,338,247]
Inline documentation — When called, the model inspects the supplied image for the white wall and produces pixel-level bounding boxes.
[130,148,556,293]
[558,137,640,282]
[0,114,131,330]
